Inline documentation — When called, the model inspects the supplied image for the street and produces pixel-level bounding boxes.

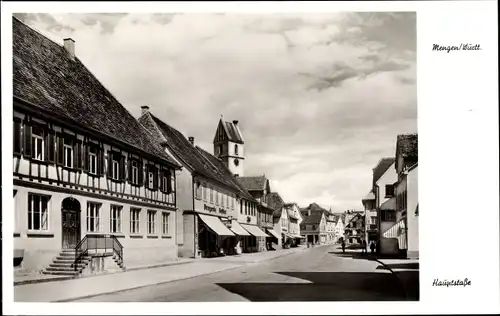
[71,245,419,302]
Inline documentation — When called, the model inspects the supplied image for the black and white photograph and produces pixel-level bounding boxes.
[2,1,498,315]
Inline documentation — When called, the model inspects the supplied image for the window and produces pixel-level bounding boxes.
[112,159,119,180]
[148,171,154,189]
[210,187,214,203]
[231,196,234,209]
[147,210,156,234]
[89,146,97,175]
[131,161,138,184]
[110,205,122,233]
[130,208,140,234]
[385,184,394,197]
[219,145,223,156]
[31,125,45,161]
[87,202,101,232]
[162,212,169,235]
[13,119,22,156]
[235,144,239,155]
[28,194,49,231]
[221,193,225,207]
[382,210,397,221]
[215,191,219,205]
[195,182,202,200]
[202,185,207,201]
[63,137,73,168]
[370,216,377,225]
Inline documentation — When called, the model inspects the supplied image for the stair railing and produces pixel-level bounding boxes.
[74,234,124,271]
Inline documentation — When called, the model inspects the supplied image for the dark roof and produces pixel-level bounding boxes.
[237,176,268,192]
[267,192,285,217]
[12,17,179,168]
[213,119,244,144]
[395,134,418,171]
[373,157,396,186]
[300,210,324,225]
[196,147,255,201]
[139,112,251,197]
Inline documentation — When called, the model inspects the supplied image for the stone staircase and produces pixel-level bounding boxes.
[42,249,125,276]
[42,249,91,276]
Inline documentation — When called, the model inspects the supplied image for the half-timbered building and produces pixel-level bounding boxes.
[12,17,181,275]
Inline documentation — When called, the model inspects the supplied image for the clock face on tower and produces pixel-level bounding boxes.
[234,159,239,166]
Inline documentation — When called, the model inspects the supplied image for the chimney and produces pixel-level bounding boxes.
[141,105,150,116]
[63,38,75,60]
[188,137,194,145]
[232,120,239,125]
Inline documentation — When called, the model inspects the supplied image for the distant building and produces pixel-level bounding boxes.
[213,118,245,177]
[284,203,304,245]
[362,191,377,244]
[300,203,328,245]
[343,211,365,244]
[334,215,345,243]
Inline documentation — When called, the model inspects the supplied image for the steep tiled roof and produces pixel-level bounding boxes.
[196,147,255,201]
[267,192,285,217]
[223,120,244,144]
[373,157,396,186]
[237,175,268,192]
[396,134,418,170]
[12,17,179,167]
[140,112,250,197]
[300,210,324,225]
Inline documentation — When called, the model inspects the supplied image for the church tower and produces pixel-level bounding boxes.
[213,117,245,177]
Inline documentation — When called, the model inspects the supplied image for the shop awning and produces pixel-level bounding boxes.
[290,234,304,239]
[198,214,235,236]
[241,224,269,237]
[230,221,251,236]
[266,229,280,239]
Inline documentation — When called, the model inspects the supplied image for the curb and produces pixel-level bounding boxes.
[54,248,309,302]
[14,260,194,287]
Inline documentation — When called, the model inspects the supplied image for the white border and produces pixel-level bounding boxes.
[2,1,499,315]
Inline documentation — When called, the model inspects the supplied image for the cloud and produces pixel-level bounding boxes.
[18,12,417,212]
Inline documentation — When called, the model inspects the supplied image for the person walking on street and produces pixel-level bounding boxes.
[362,240,367,255]
[370,241,376,254]
[341,240,346,253]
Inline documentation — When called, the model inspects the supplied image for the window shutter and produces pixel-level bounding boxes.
[138,160,144,185]
[107,151,113,177]
[153,166,158,190]
[128,156,132,183]
[166,170,172,194]
[56,134,64,165]
[23,120,32,159]
[75,140,83,170]
[120,155,125,181]
[83,142,89,172]
[13,119,22,156]
[46,130,55,163]
[98,146,105,176]
[159,169,164,191]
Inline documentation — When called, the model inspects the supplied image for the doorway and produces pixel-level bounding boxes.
[61,197,81,249]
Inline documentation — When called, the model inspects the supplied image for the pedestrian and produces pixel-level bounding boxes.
[370,241,376,254]
[341,240,346,253]
[362,240,367,255]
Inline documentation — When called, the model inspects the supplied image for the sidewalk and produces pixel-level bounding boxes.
[14,246,308,302]
[375,258,419,300]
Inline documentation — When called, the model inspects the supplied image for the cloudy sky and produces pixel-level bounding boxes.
[14,12,417,212]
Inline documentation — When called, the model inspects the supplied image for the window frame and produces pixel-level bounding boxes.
[87,202,102,232]
[89,147,98,175]
[31,127,45,162]
[162,212,170,236]
[27,193,50,231]
[63,137,73,168]
[130,208,141,234]
[109,205,122,233]
[147,210,157,235]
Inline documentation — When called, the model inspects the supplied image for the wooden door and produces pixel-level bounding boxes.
[62,209,81,249]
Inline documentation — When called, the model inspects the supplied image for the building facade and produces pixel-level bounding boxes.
[300,203,328,245]
[13,18,180,274]
[139,111,251,258]
[362,191,377,244]
[343,212,365,244]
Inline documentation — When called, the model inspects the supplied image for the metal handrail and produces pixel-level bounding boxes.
[74,234,124,271]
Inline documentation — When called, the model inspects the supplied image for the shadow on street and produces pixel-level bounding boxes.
[216,271,417,301]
